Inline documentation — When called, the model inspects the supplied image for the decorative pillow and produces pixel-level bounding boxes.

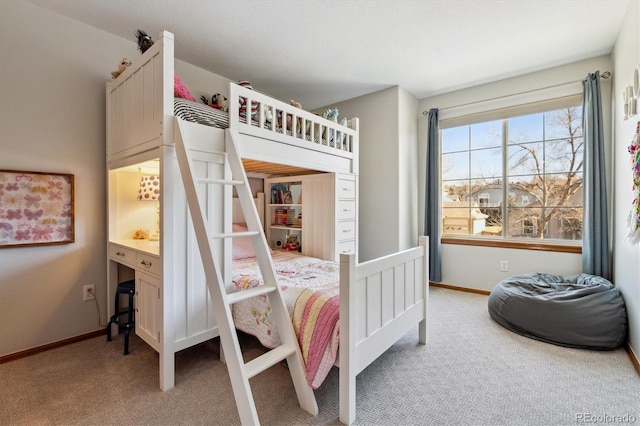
[232,223,273,260]
[174,72,196,102]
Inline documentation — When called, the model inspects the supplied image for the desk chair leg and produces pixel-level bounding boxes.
[106,285,121,343]
[123,291,135,355]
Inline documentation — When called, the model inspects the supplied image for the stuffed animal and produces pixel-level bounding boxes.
[238,81,258,118]
[110,58,132,79]
[174,73,196,101]
[277,100,304,131]
[200,93,228,111]
[136,29,154,54]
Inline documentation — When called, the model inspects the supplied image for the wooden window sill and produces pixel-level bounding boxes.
[441,236,582,254]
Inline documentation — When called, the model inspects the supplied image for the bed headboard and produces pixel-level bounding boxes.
[232,192,264,227]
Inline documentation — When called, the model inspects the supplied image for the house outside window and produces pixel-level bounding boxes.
[440,97,583,243]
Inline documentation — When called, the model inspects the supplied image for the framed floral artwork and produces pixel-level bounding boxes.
[0,170,74,248]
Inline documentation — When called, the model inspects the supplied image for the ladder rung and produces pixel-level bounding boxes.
[196,177,244,186]
[227,285,277,305]
[212,231,260,239]
[244,344,297,379]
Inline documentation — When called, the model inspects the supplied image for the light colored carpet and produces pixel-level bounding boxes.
[1,287,638,425]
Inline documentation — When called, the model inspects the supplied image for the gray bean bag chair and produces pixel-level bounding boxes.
[488,273,627,350]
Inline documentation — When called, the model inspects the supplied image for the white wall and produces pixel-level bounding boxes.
[418,56,612,292]
[0,1,232,357]
[612,0,640,364]
[327,86,419,261]
[0,1,135,356]
[326,87,399,261]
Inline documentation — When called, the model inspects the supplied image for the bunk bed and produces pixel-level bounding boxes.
[106,31,428,425]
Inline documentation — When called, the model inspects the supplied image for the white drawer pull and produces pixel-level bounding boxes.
[140,260,152,267]
[342,208,351,212]
[342,187,351,191]
[343,229,351,233]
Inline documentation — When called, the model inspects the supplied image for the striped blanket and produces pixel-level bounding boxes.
[292,286,340,388]
[231,251,341,388]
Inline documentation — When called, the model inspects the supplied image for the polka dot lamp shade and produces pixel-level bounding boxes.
[137,175,160,201]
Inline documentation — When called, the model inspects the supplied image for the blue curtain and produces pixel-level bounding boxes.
[425,108,441,282]
[582,72,610,280]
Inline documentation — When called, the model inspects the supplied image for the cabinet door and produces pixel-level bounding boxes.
[135,271,161,352]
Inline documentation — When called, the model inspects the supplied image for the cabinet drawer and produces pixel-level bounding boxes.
[337,178,356,199]
[337,200,356,220]
[136,253,161,276]
[337,240,356,256]
[337,220,356,241]
[109,244,136,267]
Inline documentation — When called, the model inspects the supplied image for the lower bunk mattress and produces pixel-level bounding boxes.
[231,250,340,389]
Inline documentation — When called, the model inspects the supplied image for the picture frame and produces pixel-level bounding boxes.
[0,170,74,248]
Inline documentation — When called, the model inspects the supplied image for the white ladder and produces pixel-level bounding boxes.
[174,120,318,425]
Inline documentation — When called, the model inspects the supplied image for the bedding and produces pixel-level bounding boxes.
[232,250,340,388]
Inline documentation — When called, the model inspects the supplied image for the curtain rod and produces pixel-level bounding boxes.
[422,71,611,116]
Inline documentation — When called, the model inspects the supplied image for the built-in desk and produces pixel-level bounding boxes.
[108,240,161,352]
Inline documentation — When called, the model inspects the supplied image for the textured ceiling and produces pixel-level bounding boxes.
[29,0,631,109]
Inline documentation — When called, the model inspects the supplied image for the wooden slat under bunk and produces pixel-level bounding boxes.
[242,159,320,177]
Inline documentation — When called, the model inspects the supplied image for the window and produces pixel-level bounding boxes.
[441,100,583,242]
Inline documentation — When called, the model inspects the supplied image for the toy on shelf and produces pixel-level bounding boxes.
[110,58,132,79]
[136,29,154,54]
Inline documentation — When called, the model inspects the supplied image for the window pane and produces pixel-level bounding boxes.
[545,138,583,173]
[470,147,502,179]
[507,142,544,177]
[509,113,543,143]
[544,172,583,207]
[544,107,582,140]
[506,207,543,239]
[547,207,583,240]
[507,179,541,207]
[442,126,469,153]
[470,121,502,149]
[442,180,470,203]
[442,204,488,236]
[442,151,469,180]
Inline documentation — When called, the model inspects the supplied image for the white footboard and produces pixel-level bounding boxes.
[339,236,429,425]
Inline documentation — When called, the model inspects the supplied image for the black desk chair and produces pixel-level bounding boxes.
[106,280,135,355]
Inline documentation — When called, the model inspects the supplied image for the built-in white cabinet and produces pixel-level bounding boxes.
[135,270,161,352]
[106,143,221,391]
[264,172,357,262]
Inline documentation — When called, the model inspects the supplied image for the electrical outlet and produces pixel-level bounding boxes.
[83,285,95,301]
[500,260,509,272]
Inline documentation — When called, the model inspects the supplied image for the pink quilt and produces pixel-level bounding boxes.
[231,251,340,388]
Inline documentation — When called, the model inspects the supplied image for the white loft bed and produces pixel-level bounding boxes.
[106,31,428,425]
